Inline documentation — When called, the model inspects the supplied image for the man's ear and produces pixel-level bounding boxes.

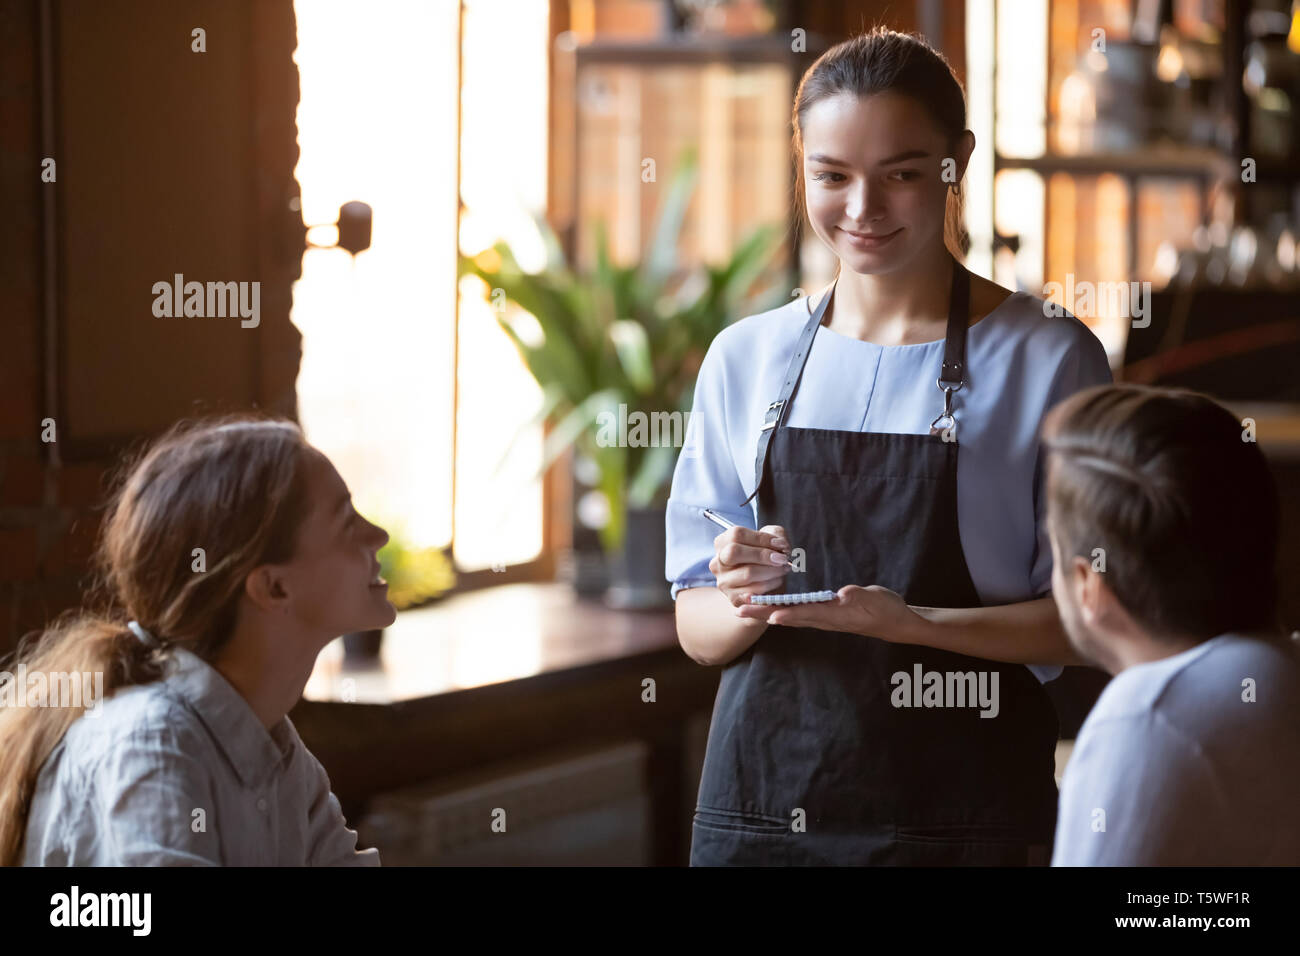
[244,565,291,613]
[1077,558,1120,629]
[1057,554,1091,624]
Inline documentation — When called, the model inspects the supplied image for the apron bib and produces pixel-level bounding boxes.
[690,258,1060,865]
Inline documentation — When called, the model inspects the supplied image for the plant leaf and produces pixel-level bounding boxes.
[609,319,654,394]
[643,147,699,289]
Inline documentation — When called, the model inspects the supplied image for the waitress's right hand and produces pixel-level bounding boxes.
[709,524,791,607]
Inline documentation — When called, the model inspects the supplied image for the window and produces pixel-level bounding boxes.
[293,0,548,582]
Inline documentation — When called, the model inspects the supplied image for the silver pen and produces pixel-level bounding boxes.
[702,508,736,531]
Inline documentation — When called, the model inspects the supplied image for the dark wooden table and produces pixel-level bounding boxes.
[289,582,719,865]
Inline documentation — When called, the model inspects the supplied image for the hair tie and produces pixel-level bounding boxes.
[126,620,162,649]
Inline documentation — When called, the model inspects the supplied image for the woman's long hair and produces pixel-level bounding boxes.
[792,26,971,262]
[0,416,311,865]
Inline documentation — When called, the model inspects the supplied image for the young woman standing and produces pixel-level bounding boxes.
[666,28,1113,865]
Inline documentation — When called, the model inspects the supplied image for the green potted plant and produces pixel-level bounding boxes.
[458,147,786,607]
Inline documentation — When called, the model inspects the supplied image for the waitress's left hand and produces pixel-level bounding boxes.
[734,585,920,643]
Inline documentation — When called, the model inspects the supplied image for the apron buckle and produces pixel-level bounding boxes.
[760,400,786,431]
[929,380,960,439]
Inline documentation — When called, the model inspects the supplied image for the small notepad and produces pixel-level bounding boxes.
[749,590,837,605]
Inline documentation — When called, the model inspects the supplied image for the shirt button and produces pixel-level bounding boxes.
[256,798,268,812]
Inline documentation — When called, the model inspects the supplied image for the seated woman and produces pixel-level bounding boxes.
[1,417,393,865]
[1042,383,1300,865]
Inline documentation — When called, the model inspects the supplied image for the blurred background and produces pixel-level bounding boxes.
[2,0,1298,865]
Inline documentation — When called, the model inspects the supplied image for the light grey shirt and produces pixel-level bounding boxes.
[1052,633,1300,866]
[24,646,378,866]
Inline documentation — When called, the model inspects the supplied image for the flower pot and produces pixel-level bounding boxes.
[342,628,383,664]
[563,547,612,598]
[604,504,673,610]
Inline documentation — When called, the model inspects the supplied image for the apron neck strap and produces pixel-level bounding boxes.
[940,256,971,388]
[740,258,970,508]
[739,279,833,507]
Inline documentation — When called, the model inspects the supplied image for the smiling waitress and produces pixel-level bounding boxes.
[665,28,1113,866]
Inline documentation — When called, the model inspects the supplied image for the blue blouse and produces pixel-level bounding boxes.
[664,284,1114,683]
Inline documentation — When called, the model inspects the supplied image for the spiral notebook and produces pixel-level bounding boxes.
[748,590,837,605]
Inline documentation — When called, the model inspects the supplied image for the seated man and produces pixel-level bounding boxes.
[1040,383,1300,866]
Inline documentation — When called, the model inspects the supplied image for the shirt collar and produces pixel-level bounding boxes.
[162,646,294,790]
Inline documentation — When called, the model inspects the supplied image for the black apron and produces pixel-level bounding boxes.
[690,258,1059,866]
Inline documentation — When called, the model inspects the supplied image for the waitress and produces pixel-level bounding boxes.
[665,28,1113,866]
